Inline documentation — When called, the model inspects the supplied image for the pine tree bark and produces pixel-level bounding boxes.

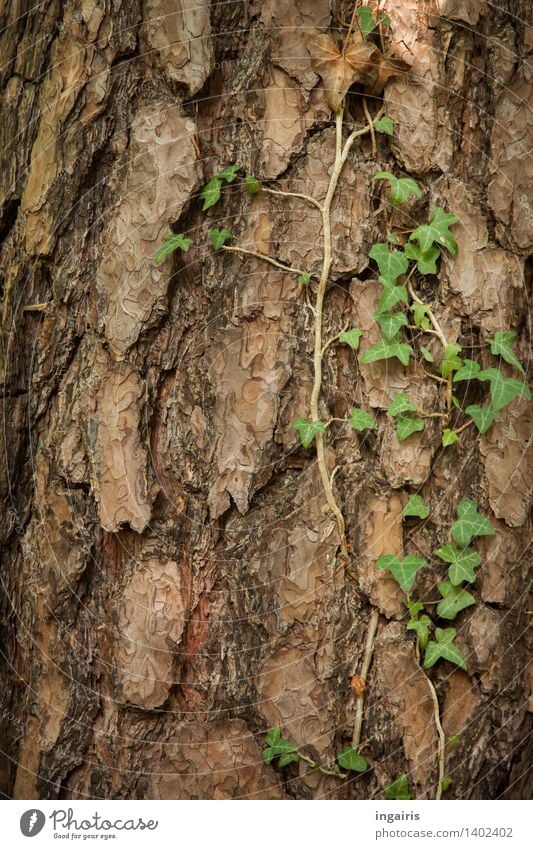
[0,0,531,800]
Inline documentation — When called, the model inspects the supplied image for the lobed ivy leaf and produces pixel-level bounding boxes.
[374,310,408,340]
[217,163,240,182]
[388,393,417,417]
[154,233,193,263]
[464,404,497,434]
[245,175,262,194]
[409,207,460,257]
[336,747,368,772]
[292,417,326,449]
[209,228,233,250]
[441,777,453,792]
[440,343,463,379]
[423,627,467,671]
[435,543,481,586]
[262,727,299,766]
[339,328,362,350]
[403,242,441,275]
[378,281,409,312]
[369,243,409,285]
[451,500,494,547]
[490,330,524,374]
[477,367,531,411]
[349,407,376,431]
[407,599,425,619]
[412,301,432,330]
[298,272,312,285]
[396,414,424,442]
[437,581,476,620]
[447,733,461,752]
[420,346,434,362]
[373,172,423,206]
[453,359,481,382]
[375,116,394,136]
[403,494,430,519]
[406,614,432,648]
[356,5,390,37]
[385,774,412,800]
[200,176,223,210]
[361,340,413,367]
[442,428,458,447]
[376,554,427,594]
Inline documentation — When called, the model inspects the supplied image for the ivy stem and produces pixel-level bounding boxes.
[310,105,384,553]
[352,608,380,750]
[220,245,312,279]
[262,186,323,212]
[297,751,347,779]
[427,675,446,800]
[454,418,474,435]
[407,280,453,411]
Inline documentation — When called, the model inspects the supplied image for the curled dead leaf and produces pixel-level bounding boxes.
[351,674,366,696]
[308,31,409,112]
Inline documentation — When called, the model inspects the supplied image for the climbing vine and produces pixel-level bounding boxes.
[155,5,531,798]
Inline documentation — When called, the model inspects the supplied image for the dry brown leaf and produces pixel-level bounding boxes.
[308,31,409,111]
[308,33,378,112]
[351,675,366,696]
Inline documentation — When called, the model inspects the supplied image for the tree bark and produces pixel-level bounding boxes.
[0,0,531,800]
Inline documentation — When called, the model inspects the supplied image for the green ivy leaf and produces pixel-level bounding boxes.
[437,581,476,620]
[442,429,458,448]
[209,228,233,250]
[406,614,432,649]
[349,407,376,431]
[440,343,463,379]
[355,6,389,37]
[451,500,494,547]
[407,599,425,619]
[336,747,368,772]
[298,272,312,286]
[412,301,432,330]
[435,543,481,586]
[477,368,531,411]
[373,172,423,206]
[396,414,424,442]
[369,243,409,285]
[403,494,430,519]
[388,393,417,417]
[374,310,408,340]
[490,330,524,374]
[376,554,427,594]
[361,340,413,367]
[453,359,481,382]
[447,733,461,752]
[403,242,441,275]
[262,727,299,765]
[292,417,326,449]
[420,346,434,363]
[278,751,300,767]
[217,163,240,182]
[378,282,409,312]
[339,328,362,350]
[464,404,497,434]
[424,627,467,671]
[245,175,262,194]
[385,774,411,800]
[375,116,394,136]
[200,176,223,210]
[154,233,193,263]
[409,207,460,257]
[441,776,453,792]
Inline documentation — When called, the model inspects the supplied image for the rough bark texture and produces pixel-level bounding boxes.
[0,0,531,800]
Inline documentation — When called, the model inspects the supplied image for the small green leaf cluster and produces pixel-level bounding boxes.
[356,5,391,39]
[385,774,411,800]
[387,392,424,443]
[262,728,367,776]
[375,499,495,671]
[449,336,530,437]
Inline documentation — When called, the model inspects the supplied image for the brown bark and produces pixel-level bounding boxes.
[0,0,531,800]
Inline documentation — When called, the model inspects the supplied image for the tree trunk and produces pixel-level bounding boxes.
[1,0,531,800]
